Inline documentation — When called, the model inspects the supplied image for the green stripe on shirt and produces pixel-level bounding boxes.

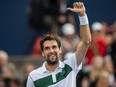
[34,64,72,87]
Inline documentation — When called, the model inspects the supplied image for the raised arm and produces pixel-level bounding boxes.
[67,2,92,66]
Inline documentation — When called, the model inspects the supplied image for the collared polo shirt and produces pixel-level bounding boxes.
[26,53,82,87]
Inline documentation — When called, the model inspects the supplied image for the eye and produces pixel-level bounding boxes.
[44,47,50,50]
[52,45,57,49]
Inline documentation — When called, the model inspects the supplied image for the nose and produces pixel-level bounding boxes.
[49,47,54,52]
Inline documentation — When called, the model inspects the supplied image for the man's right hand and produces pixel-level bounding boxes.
[66,2,86,16]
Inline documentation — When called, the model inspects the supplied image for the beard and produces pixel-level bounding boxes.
[46,52,59,65]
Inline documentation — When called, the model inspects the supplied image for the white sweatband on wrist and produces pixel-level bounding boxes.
[79,15,89,25]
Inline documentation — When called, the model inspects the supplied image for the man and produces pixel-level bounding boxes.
[26,2,91,87]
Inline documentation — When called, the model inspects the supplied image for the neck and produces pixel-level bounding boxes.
[45,62,59,72]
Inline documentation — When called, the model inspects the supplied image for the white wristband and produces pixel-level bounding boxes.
[79,15,89,25]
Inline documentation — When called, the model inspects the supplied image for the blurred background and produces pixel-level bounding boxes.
[0,0,116,87]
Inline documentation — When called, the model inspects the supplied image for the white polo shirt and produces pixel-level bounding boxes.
[26,53,82,87]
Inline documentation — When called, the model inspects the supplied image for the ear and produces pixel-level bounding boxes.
[41,51,44,56]
[59,47,62,54]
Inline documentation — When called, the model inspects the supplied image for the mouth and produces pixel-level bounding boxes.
[48,52,57,61]
[47,52,58,65]
[49,54,56,59]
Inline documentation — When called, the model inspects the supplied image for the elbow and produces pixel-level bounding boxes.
[83,37,92,45]
[85,40,91,45]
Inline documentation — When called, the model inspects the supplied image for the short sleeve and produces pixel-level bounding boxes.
[63,53,82,73]
[26,75,35,87]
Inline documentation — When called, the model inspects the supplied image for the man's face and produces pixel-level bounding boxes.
[42,40,62,65]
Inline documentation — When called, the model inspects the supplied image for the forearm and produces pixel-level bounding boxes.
[79,13,92,45]
[76,13,92,66]
[67,2,92,66]
[80,24,91,45]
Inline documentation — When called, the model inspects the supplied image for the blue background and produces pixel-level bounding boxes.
[0,0,116,55]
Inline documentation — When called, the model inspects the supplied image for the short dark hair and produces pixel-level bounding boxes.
[40,34,61,51]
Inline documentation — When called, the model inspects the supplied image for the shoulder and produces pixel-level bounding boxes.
[28,66,45,81]
[63,52,76,63]
[29,67,43,77]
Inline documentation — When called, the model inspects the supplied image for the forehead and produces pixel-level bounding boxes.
[43,40,58,47]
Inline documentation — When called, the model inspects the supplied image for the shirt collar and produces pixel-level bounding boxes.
[41,60,64,73]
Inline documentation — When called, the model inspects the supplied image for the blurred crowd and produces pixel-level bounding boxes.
[1,22,116,87]
[0,50,35,87]
[1,0,116,87]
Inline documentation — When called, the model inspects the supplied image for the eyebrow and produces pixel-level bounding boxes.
[44,45,58,49]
